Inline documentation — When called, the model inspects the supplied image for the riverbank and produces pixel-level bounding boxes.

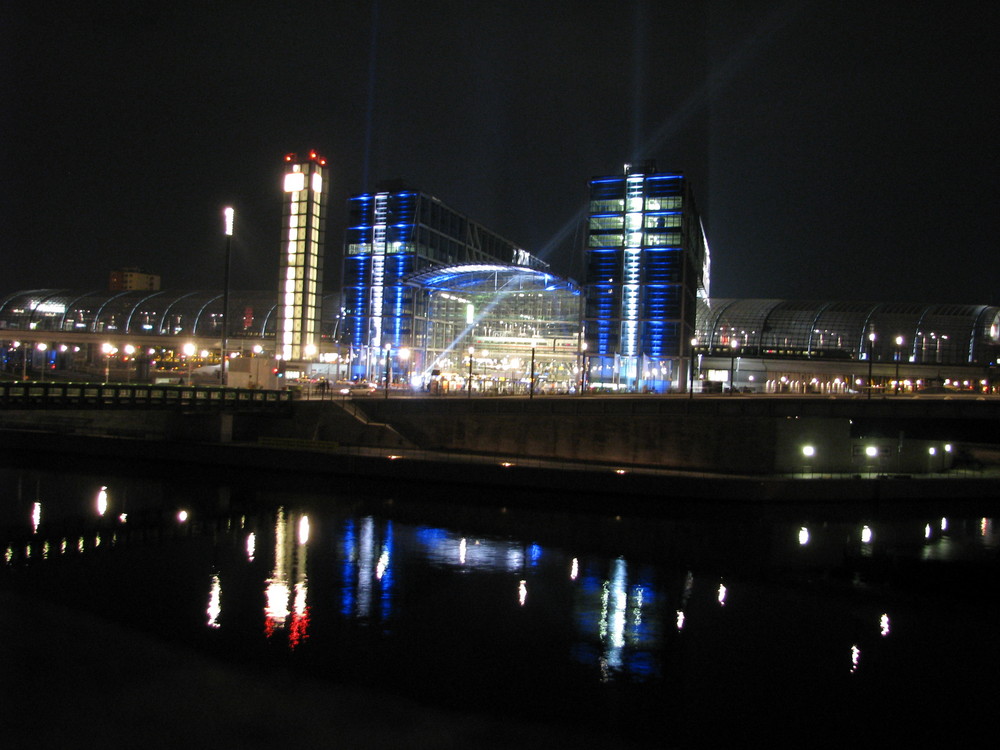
[2,428,998,509]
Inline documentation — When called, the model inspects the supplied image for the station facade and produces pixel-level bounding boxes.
[340,182,580,391]
[1,152,997,394]
[582,161,710,392]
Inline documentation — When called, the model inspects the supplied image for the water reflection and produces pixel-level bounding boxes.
[264,507,310,647]
[2,465,999,742]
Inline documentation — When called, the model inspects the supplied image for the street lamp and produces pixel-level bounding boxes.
[124,344,135,383]
[221,206,234,387]
[384,343,392,399]
[468,345,475,398]
[37,343,47,382]
[14,341,27,381]
[894,335,904,395]
[399,348,411,390]
[182,342,195,385]
[867,330,876,400]
[101,343,117,384]
[689,337,698,400]
[579,341,588,394]
[529,344,536,399]
[729,339,740,395]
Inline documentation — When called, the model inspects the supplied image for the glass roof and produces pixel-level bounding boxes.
[697,299,999,365]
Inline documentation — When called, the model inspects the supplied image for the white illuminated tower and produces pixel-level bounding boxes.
[278,151,327,361]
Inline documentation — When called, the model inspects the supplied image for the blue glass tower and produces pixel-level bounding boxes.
[342,182,547,381]
[582,161,710,392]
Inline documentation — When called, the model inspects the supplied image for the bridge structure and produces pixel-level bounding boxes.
[0,380,292,412]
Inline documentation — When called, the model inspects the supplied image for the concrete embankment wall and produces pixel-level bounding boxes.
[358,402,778,473]
[3,395,998,476]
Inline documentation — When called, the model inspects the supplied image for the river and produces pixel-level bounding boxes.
[2,456,998,747]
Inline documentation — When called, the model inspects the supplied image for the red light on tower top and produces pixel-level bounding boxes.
[285,151,326,165]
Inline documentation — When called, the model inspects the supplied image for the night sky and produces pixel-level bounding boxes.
[4,1,997,305]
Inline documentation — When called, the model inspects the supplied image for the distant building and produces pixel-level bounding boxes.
[109,268,160,291]
[582,161,710,392]
[341,182,551,381]
[278,151,327,361]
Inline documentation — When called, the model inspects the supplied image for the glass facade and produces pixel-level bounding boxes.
[0,289,288,337]
[341,185,550,382]
[583,161,710,392]
[695,298,1000,365]
[277,152,326,361]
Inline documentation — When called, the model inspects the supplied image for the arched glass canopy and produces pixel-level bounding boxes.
[0,289,346,339]
[695,298,1000,366]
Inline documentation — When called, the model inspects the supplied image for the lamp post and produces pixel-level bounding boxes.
[16,341,27,381]
[101,343,116,384]
[124,344,135,383]
[221,207,234,387]
[467,345,475,398]
[894,335,904,395]
[689,337,698,400]
[398,348,410,392]
[529,345,536,399]
[183,342,195,385]
[384,343,392,399]
[729,339,740,395]
[37,343,47,382]
[867,330,876,400]
[579,341,587,394]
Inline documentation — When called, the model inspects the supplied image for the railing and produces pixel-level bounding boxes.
[0,381,293,411]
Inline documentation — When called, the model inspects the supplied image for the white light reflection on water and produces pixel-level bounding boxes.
[416,527,525,572]
[8,468,1000,742]
[207,574,222,628]
[264,507,311,645]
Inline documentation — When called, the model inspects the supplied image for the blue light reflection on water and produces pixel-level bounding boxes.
[3,465,1000,744]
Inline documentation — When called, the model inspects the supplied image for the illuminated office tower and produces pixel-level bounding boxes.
[278,151,327,361]
[342,181,547,380]
[582,161,710,392]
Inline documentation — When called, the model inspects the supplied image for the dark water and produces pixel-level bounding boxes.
[2,459,999,747]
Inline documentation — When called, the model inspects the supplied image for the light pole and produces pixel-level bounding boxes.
[689,337,698,400]
[529,345,536,399]
[399,348,410,391]
[101,343,116,384]
[221,207,234,387]
[468,346,475,398]
[579,341,587,394]
[384,343,392,399]
[867,330,876,400]
[729,339,740,395]
[124,344,135,383]
[16,341,27,381]
[37,343,47,382]
[894,335,904,395]
[183,342,195,385]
